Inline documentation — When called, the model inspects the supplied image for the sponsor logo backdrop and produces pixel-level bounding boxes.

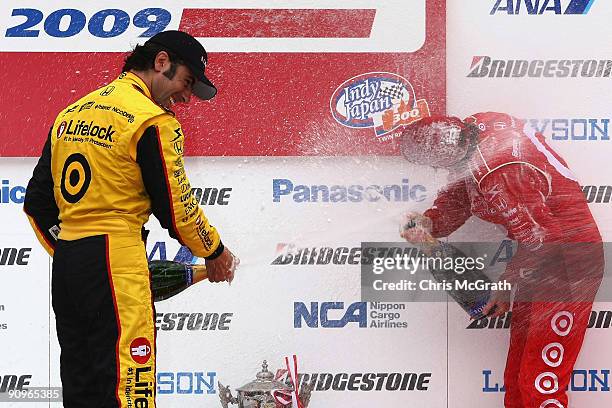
[0,0,445,157]
[447,0,612,406]
[3,0,612,406]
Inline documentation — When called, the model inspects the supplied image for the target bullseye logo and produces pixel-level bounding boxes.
[535,372,559,395]
[540,399,564,408]
[542,343,564,368]
[64,161,85,195]
[551,311,573,337]
[60,153,91,203]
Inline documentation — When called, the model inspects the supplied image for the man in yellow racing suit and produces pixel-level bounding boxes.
[23,30,238,407]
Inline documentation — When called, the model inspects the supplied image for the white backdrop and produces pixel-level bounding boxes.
[1,1,612,407]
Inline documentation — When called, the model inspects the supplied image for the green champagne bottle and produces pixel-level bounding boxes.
[427,242,492,320]
[148,260,208,302]
[404,219,491,319]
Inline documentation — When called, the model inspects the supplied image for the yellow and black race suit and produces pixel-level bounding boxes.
[24,72,223,407]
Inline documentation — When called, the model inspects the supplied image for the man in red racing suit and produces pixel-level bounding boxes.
[400,112,603,408]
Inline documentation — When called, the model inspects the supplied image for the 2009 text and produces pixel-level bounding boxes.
[6,8,170,38]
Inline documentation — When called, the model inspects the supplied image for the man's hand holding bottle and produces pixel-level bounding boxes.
[399,212,439,255]
[206,247,240,283]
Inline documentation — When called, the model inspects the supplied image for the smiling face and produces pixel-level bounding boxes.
[150,51,195,109]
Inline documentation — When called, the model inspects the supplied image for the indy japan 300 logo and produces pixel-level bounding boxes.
[330,72,430,142]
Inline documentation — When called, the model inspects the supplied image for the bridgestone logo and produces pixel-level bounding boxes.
[0,248,31,266]
[272,244,418,266]
[582,186,612,203]
[468,56,612,78]
[155,312,232,331]
[0,375,31,392]
[466,310,612,329]
[276,371,432,392]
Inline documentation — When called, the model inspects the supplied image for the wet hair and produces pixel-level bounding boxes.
[122,43,185,79]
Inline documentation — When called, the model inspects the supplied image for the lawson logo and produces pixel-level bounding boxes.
[272,179,427,203]
[483,369,610,392]
[527,118,610,140]
[157,371,216,395]
[491,0,597,14]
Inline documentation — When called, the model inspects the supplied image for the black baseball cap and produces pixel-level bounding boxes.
[145,30,217,100]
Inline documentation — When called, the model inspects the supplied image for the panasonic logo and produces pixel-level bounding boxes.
[272,179,427,203]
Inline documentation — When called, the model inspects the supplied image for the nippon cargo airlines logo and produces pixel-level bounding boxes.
[294,301,409,329]
[0,1,426,53]
[468,56,612,78]
[490,0,598,15]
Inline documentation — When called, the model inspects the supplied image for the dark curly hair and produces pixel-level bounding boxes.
[122,43,185,79]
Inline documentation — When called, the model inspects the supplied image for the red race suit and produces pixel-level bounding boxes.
[424,112,603,408]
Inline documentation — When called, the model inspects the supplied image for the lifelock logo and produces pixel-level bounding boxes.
[490,0,597,15]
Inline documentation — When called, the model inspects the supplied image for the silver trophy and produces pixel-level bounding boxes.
[219,361,313,408]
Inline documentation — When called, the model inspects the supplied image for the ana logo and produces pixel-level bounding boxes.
[330,72,430,142]
[130,337,152,364]
[491,0,598,15]
[57,121,67,138]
